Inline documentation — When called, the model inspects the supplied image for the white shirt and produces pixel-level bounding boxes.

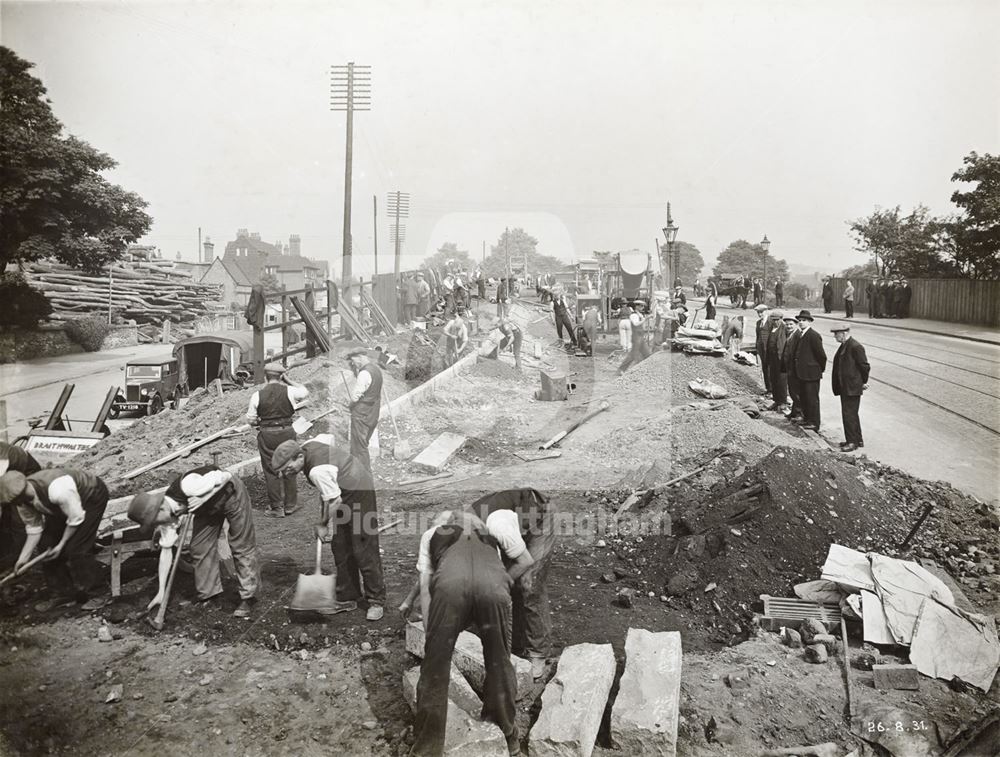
[484,510,527,560]
[349,369,373,404]
[303,434,342,502]
[246,383,310,423]
[19,475,86,535]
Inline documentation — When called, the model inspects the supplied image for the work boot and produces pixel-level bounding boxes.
[283,502,299,516]
[365,604,384,621]
[330,600,358,614]
[233,597,256,618]
[530,656,546,680]
[264,507,284,518]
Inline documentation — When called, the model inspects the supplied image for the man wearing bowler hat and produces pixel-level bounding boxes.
[791,310,827,430]
[831,325,870,451]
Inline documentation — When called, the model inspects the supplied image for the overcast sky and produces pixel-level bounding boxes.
[4,0,998,278]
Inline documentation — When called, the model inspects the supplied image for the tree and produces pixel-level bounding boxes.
[849,205,957,278]
[421,242,474,274]
[0,271,52,329]
[712,239,790,282]
[948,152,1000,279]
[0,47,151,274]
[481,228,567,278]
[658,240,705,284]
[838,261,879,279]
[259,272,282,293]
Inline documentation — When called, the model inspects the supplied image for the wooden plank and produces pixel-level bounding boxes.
[121,423,250,479]
[411,432,467,474]
[397,471,454,488]
[337,300,375,344]
[360,286,397,337]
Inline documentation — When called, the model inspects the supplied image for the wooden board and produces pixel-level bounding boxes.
[412,432,467,474]
[360,288,397,337]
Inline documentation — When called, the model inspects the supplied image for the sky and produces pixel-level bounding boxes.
[3,0,998,278]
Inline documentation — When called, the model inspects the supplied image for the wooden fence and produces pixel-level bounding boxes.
[827,277,1000,327]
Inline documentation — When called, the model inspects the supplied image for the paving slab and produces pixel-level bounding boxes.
[412,431,467,473]
[529,642,615,757]
[611,629,682,756]
[403,664,483,716]
[405,621,533,697]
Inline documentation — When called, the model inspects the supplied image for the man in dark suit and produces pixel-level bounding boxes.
[754,304,770,394]
[792,310,827,430]
[831,325,870,451]
[781,316,802,418]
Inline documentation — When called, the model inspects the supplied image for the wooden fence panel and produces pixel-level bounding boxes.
[827,277,1000,326]
[371,273,400,325]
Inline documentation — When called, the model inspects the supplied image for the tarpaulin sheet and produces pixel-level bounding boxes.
[910,597,1000,692]
[870,554,953,645]
[820,544,875,592]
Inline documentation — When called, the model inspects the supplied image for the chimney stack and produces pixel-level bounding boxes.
[203,237,215,261]
[289,234,301,257]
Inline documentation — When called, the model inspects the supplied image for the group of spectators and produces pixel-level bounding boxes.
[399,264,490,324]
[821,277,912,319]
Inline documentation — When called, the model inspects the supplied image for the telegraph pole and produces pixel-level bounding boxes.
[331,62,371,302]
[373,195,378,276]
[504,227,511,285]
[387,191,410,277]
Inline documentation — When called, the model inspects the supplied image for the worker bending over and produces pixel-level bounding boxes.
[467,488,553,680]
[0,442,41,559]
[0,467,109,604]
[345,349,383,471]
[408,510,530,757]
[272,434,386,621]
[490,316,523,371]
[128,466,261,618]
[247,363,310,517]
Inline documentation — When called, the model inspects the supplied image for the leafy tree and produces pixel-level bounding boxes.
[712,239,790,282]
[849,205,957,278]
[481,228,568,278]
[0,47,151,274]
[948,151,1000,279]
[838,261,879,279]
[0,271,52,328]
[421,242,474,274]
[659,240,705,284]
[258,272,282,293]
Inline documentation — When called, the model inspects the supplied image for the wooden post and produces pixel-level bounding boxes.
[280,294,288,367]
[253,323,264,384]
[326,280,334,337]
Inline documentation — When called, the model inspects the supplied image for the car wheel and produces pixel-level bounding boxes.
[148,395,164,416]
[108,403,121,420]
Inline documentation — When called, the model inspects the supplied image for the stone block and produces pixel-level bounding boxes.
[405,621,532,697]
[403,664,483,717]
[400,666,506,756]
[412,432,467,473]
[804,644,828,664]
[873,663,920,691]
[529,643,615,757]
[611,629,682,756]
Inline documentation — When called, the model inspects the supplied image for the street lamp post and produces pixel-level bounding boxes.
[662,202,679,288]
[760,234,770,304]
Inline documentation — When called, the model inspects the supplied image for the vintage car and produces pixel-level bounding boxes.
[110,354,182,417]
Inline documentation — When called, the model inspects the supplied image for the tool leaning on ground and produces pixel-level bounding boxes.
[148,514,194,631]
[539,400,610,450]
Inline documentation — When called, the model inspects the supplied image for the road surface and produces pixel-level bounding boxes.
[705,300,1000,503]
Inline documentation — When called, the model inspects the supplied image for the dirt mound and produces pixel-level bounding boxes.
[74,352,408,497]
[602,446,917,648]
[614,349,762,403]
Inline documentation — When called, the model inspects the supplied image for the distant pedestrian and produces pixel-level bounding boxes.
[899,279,912,318]
[831,325,869,452]
[843,280,855,318]
[865,279,877,318]
[821,278,834,314]
[754,304,770,395]
[551,289,577,348]
[890,280,905,318]
[774,279,784,307]
[582,305,601,356]
[416,273,431,318]
[704,293,716,322]
[791,310,827,431]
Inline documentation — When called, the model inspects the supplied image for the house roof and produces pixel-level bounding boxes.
[199,256,253,287]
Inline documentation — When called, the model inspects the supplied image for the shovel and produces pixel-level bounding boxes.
[381,386,411,460]
[0,548,55,588]
[148,514,194,631]
[289,538,337,614]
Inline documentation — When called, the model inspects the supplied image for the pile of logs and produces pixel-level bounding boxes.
[24,261,225,325]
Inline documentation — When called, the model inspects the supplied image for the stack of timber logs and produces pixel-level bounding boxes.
[24,260,225,326]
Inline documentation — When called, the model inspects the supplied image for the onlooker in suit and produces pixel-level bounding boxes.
[899,279,912,318]
[774,279,784,307]
[781,315,801,418]
[831,325,869,452]
[890,279,905,318]
[403,274,420,324]
[754,304,770,394]
[865,279,877,318]
[792,310,827,430]
[821,278,834,313]
[764,310,788,410]
[843,280,855,318]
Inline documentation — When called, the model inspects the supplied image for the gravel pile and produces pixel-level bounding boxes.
[614,350,761,402]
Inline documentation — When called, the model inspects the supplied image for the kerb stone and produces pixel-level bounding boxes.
[405,621,532,697]
[529,643,615,757]
[611,628,682,756]
[402,664,483,717]
[873,663,920,691]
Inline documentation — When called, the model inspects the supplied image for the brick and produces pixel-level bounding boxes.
[403,664,482,717]
[405,621,532,698]
[400,666,506,756]
[529,643,616,757]
[611,629,682,756]
[873,663,920,691]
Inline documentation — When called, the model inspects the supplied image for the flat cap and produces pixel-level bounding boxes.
[127,490,166,536]
[0,471,27,505]
[754,304,768,312]
[830,324,851,333]
[264,363,285,376]
[271,440,303,470]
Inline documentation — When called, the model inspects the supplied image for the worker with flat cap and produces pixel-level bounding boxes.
[345,349,383,471]
[0,467,109,604]
[0,442,42,559]
[831,324,870,451]
[128,465,260,618]
[407,510,526,756]
[272,434,386,620]
[247,362,310,517]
